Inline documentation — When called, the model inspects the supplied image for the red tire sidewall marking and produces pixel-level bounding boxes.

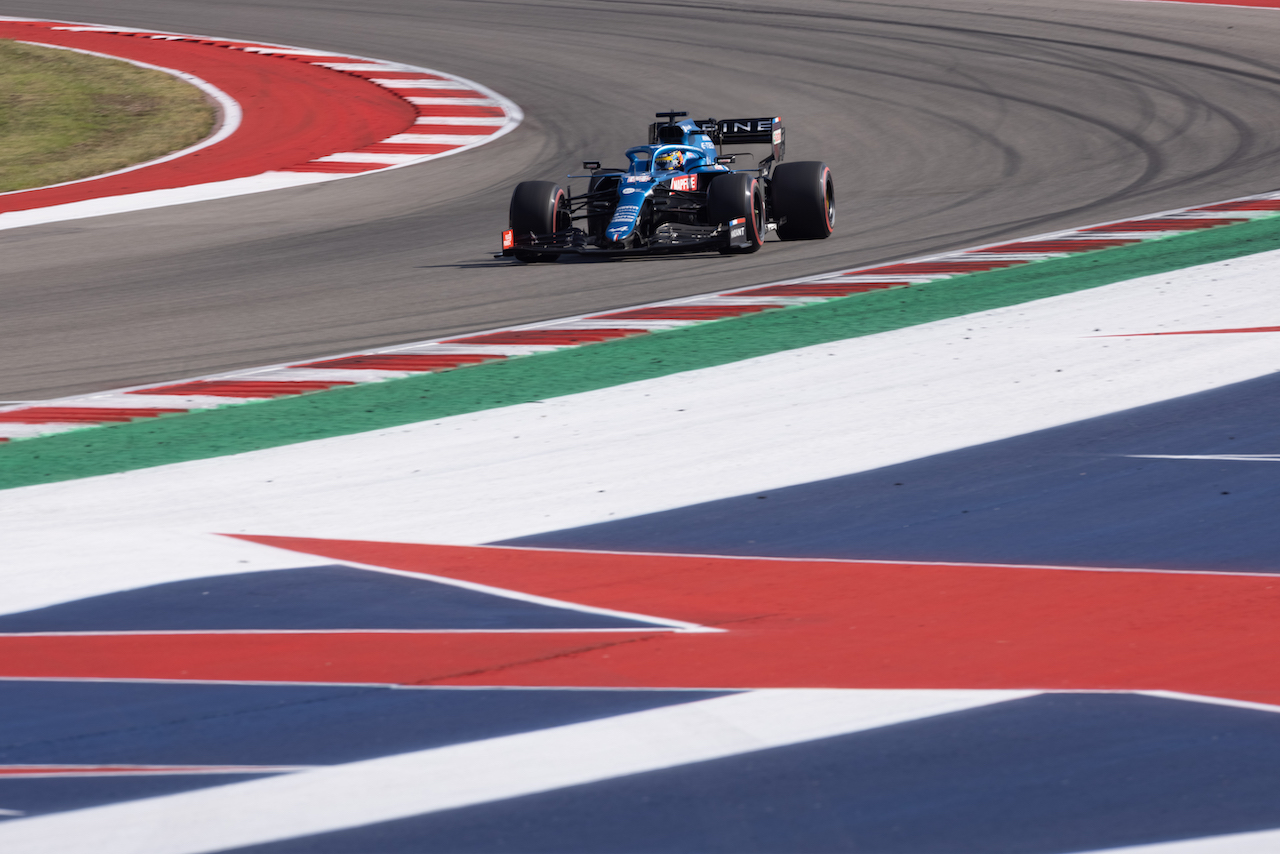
[748,178,762,245]
[820,166,834,235]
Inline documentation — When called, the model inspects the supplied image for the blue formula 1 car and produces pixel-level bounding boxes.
[499,111,834,261]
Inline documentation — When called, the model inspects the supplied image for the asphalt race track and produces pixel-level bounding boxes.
[5,4,1280,848]
[2,0,1280,403]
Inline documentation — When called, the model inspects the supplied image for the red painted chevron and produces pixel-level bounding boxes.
[5,535,1278,709]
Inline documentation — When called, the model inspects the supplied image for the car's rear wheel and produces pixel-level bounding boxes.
[771,161,834,240]
[707,172,765,254]
[509,181,570,262]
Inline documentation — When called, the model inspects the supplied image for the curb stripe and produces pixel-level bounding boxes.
[0,18,520,227]
[3,190,1278,445]
[132,381,356,398]
[1083,217,1250,232]
[0,407,186,424]
[2,204,1279,487]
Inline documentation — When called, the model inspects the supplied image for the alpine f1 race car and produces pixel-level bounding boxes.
[499,111,834,261]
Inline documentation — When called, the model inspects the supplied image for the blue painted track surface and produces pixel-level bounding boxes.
[228,694,1280,854]
[5,378,1280,851]
[0,565,660,632]
[5,373,1280,851]
[503,373,1280,572]
[0,680,723,818]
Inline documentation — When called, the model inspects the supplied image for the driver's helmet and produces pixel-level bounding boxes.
[655,150,685,172]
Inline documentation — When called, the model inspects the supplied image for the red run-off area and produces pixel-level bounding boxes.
[3,536,1279,708]
[0,20,415,213]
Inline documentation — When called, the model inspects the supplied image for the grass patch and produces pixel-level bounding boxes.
[0,39,216,192]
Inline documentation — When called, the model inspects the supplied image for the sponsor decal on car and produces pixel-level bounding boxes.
[625,175,651,183]
[723,119,772,134]
[501,229,515,250]
[669,175,697,192]
[623,187,640,194]
[607,204,642,238]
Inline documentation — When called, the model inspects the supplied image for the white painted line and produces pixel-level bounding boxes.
[813,276,936,283]
[563,320,696,330]
[372,343,555,355]
[210,368,411,382]
[1074,230,1210,238]
[130,367,357,383]
[373,79,471,89]
[0,689,1034,854]
[404,96,498,106]
[48,26,151,32]
[1126,454,1280,462]
[1076,828,1280,853]
[36,394,233,409]
[0,423,87,439]
[1171,210,1265,219]
[312,62,404,71]
[0,172,336,231]
[311,152,426,165]
[379,133,492,144]
[239,47,336,56]
[0,421,179,437]
[1139,690,1280,716]
[414,115,507,125]
[237,545,722,634]
[0,398,205,410]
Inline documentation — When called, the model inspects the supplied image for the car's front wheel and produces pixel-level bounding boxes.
[707,172,765,254]
[509,181,570,262]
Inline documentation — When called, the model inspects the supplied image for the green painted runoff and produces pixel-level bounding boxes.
[3,213,1279,490]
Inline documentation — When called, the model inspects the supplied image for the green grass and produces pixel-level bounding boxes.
[0,39,216,192]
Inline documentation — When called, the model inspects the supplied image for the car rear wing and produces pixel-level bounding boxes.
[697,116,785,167]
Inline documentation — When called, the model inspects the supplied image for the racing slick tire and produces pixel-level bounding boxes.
[707,172,765,254]
[770,161,835,240]
[509,181,570,262]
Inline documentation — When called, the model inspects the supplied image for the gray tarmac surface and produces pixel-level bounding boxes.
[2,0,1279,400]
